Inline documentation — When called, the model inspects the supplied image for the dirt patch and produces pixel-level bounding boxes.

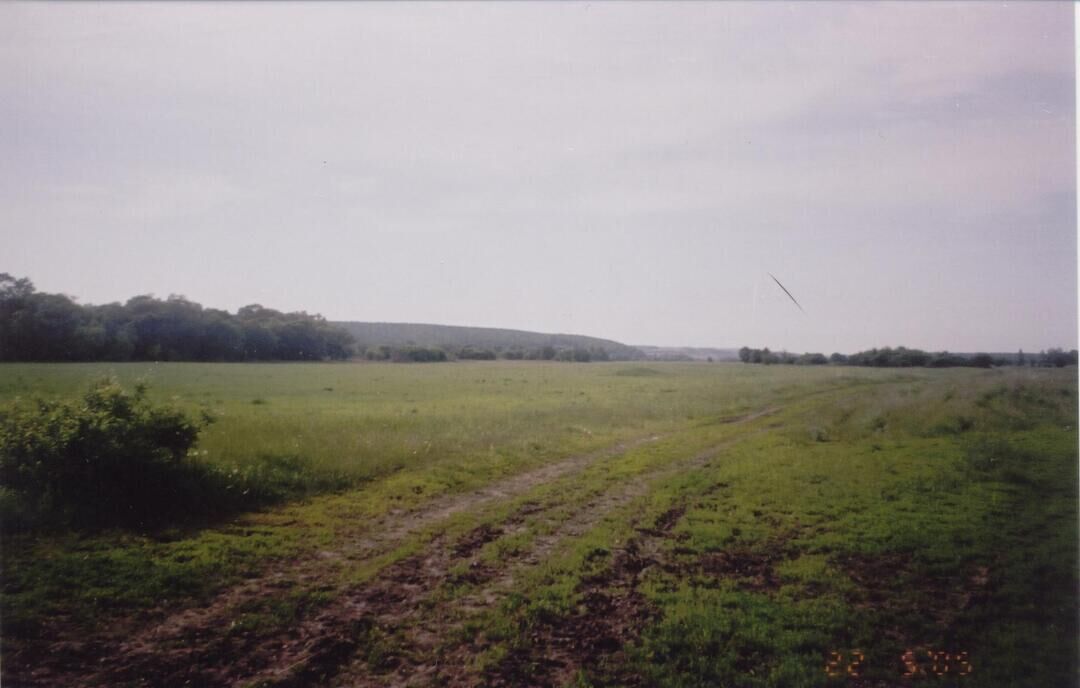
[490,503,689,687]
[271,409,775,686]
[837,551,915,608]
[453,523,504,558]
[121,542,470,688]
[472,419,796,687]
[699,547,784,592]
[330,437,738,686]
[492,538,660,688]
[636,505,687,537]
[508,500,546,518]
[682,529,802,594]
[218,468,683,687]
[834,551,994,644]
[254,550,453,687]
[329,475,665,687]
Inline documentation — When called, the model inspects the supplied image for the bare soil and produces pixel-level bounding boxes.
[834,551,993,645]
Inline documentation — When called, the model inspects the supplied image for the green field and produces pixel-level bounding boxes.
[1,362,1076,687]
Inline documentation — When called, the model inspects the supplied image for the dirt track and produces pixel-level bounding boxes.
[12,407,780,688]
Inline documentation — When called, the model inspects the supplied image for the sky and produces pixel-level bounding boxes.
[2,2,1076,353]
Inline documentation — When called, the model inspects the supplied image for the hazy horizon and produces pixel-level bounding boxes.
[3,2,1076,353]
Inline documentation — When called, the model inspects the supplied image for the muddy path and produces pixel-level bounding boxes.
[7,432,661,688]
[247,411,780,688]
[12,406,781,688]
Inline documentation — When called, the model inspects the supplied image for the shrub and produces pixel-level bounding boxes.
[0,379,213,529]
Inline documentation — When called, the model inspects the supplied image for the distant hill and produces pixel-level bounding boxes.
[333,322,645,360]
[636,346,741,362]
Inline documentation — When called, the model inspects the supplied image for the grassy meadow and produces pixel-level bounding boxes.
[1,361,1076,687]
[0,361,883,510]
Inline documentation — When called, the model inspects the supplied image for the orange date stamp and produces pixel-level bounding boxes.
[826,648,972,679]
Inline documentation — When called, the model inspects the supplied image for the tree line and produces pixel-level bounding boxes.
[0,274,353,362]
[0,274,621,364]
[738,345,1078,368]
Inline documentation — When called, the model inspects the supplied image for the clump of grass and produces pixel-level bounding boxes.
[961,432,1044,487]
[219,452,353,505]
[808,426,830,442]
[228,587,333,637]
[929,414,975,436]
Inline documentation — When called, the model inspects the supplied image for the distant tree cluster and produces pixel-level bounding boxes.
[363,345,448,363]
[844,347,949,367]
[739,345,1078,369]
[1016,348,1079,368]
[0,274,354,362]
[737,347,828,365]
[455,346,498,360]
[500,345,609,362]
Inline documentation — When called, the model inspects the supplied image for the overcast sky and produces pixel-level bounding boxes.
[2,2,1076,352]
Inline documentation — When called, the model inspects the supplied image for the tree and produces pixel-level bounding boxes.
[200,313,244,361]
[241,321,278,360]
[0,273,35,301]
[275,319,326,360]
[1043,348,1077,368]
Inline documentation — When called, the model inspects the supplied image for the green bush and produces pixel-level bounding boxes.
[0,379,213,529]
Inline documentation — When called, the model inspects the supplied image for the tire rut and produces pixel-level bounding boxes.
[49,433,664,688]
[20,407,781,688]
[263,409,780,687]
